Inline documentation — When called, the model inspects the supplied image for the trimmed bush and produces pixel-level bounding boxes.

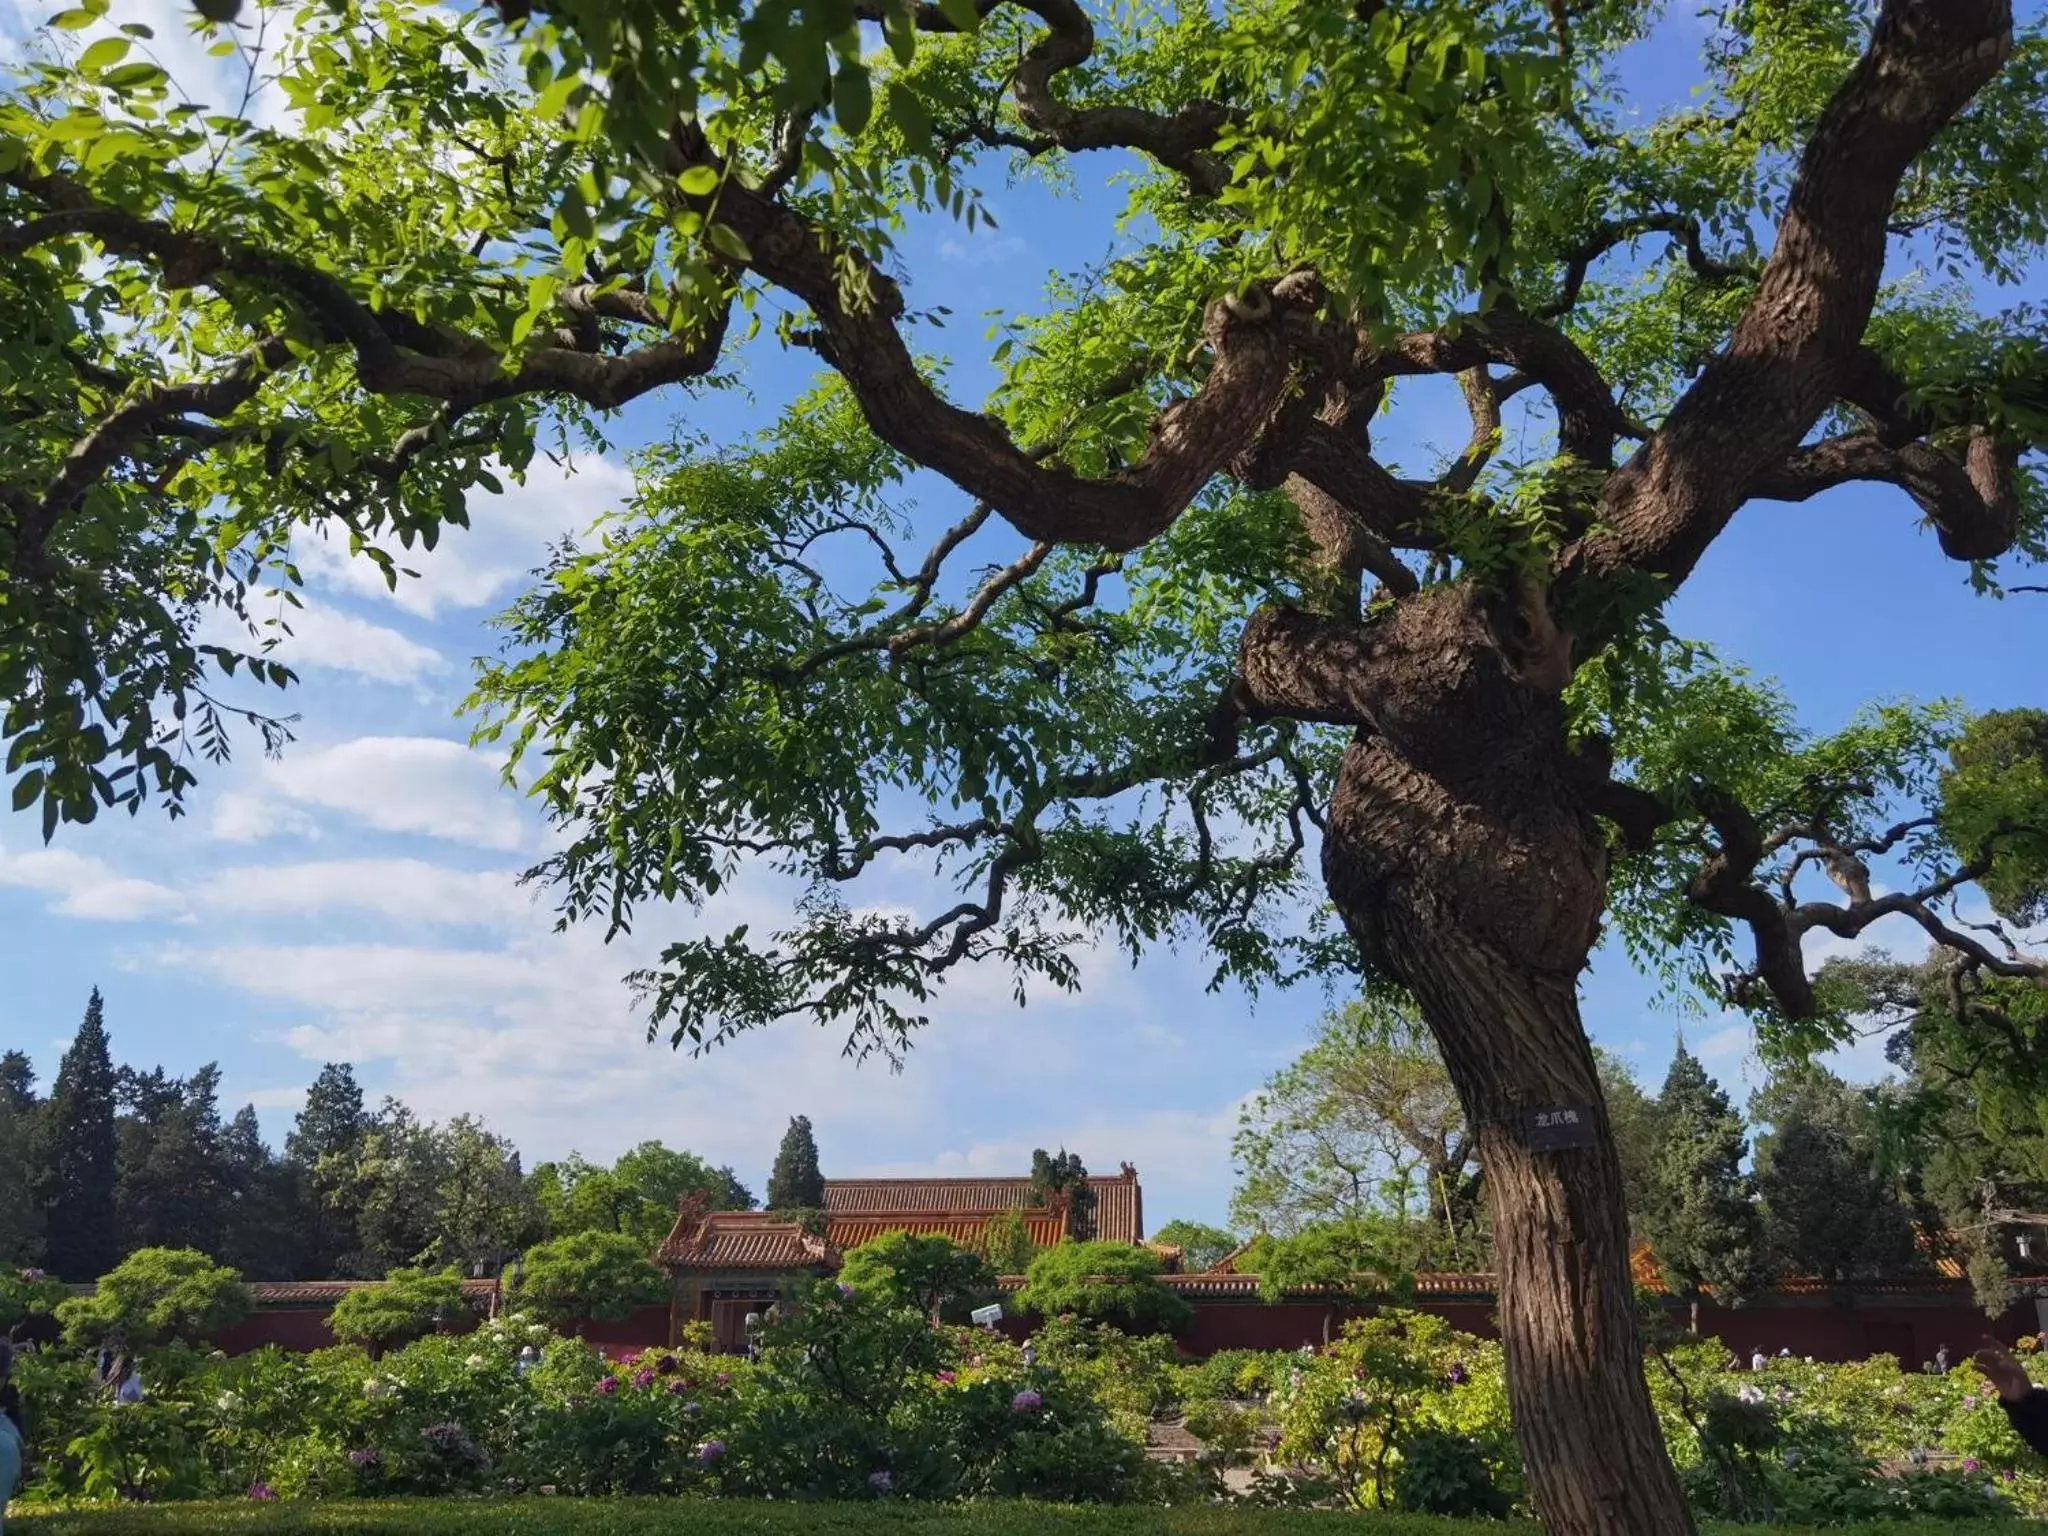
[55,1248,250,1347]
[1015,1243,1192,1336]
[511,1231,666,1326]
[327,1269,467,1354]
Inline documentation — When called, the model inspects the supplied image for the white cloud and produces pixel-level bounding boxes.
[207,791,319,845]
[257,602,446,687]
[937,229,1028,265]
[0,841,186,922]
[197,858,537,927]
[295,455,635,620]
[263,736,526,850]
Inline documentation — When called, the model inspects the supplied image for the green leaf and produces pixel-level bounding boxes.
[78,36,131,73]
[11,770,43,813]
[833,63,872,137]
[706,223,752,262]
[936,0,982,31]
[678,164,719,197]
[48,8,97,29]
[102,62,167,92]
[883,3,916,67]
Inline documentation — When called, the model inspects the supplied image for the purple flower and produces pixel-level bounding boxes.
[633,1369,655,1389]
[667,1380,688,1395]
[1964,1394,1980,1411]
[1011,1389,1043,1413]
[837,1283,857,1298]
[1447,1363,1468,1386]
[714,1371,731,1389]
[247,1482,278,1501]
[595,1376,619,1396]
[698,1439,727,1463]
[348,1447,380,1469]
[935,1370,956,1385]
[1965,1458,1982,1473]
[19,1268,45,1283]
[869,1469,893,1491]
[656,1355,679,1375]
[2003,1469,2019,1484]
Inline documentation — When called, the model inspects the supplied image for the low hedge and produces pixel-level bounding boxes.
[6,1501,2042,1536]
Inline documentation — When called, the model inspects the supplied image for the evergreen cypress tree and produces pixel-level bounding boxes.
[1642,1046,1764,1325]
[766,1115,824,1210]
[0,1050,45,1264]
[288,1063,371,1276]
[1753,1065,1918,1285]
[40,987,121,1281]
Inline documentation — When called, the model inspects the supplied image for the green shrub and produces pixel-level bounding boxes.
[836,1231,997,1322]
[327,1269,466,1355]
[1016,1243,1192,1336]
[0,1266,71,1335]
[55,1248,250,1348]
[1392,1430,1513,1519]
[511,1231,666,1326]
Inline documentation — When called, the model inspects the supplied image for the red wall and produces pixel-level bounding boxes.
[208,1293,2040,1365]
[212,1306,481,1356]
[560,1305,673,1353]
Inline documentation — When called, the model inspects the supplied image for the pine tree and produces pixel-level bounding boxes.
[215,1105,308,1279]
[1031,1148,1097,1240]
[766,1115,825,1210]
[288,1063,371,1276]
[0,1050,45,1264]
[40,988,121,1281]
[117,1062,229,1255]
[1643,1046,1764,1324]
[1754,1065,1918,1285]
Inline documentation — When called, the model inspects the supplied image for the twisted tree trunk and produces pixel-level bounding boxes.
[1313,584,1694,1536]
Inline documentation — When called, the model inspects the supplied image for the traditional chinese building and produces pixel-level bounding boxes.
[655,1165,1144,1350]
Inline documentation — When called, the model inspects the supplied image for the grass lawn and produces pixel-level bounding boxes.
[5,1502,2040,1535]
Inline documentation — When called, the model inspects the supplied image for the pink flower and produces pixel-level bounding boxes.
[1964,1395,1980,1410]
[698,1439,727,1463]
[714,1371,731,1389]
[595,1376,619,1396]
[633,1369,655,1389]
[1965,1458,1982,1473]
[868,1469,893,1491]
[935,1370,956,1385]
[1011,1389,1043,1413]
[247,1482,278,1501]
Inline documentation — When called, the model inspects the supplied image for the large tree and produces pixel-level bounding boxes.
[1232,997,1479,1262]
[0,1050,44,1266]
[767,1115,826,1211]
[1642,1046,1764,1323]
[39,988,120,1281]
[6,4,2048,1532]
[531,1140,754,1247]
[286,1063,372,1276]
[1752,1062,1919,1286]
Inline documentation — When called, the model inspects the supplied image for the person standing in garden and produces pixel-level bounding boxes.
[1976,1343,2048,1457]
[0,1340,23,1533]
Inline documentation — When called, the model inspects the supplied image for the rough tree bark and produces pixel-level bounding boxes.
[1317,584,1691,1535]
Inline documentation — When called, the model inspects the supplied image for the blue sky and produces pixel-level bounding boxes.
[2,1,2044,1237]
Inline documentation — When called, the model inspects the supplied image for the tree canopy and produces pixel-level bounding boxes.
[8,2,2048,1531]
[1232,998,1478,1261]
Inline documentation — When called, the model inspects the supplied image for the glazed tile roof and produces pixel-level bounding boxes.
[247,1280,498,1307]
[823,1167,1143,1244]
[659,1210,833,1271]
[658,1166,1145,1270]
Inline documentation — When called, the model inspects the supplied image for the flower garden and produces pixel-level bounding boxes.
[4,1281,2044,1531]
